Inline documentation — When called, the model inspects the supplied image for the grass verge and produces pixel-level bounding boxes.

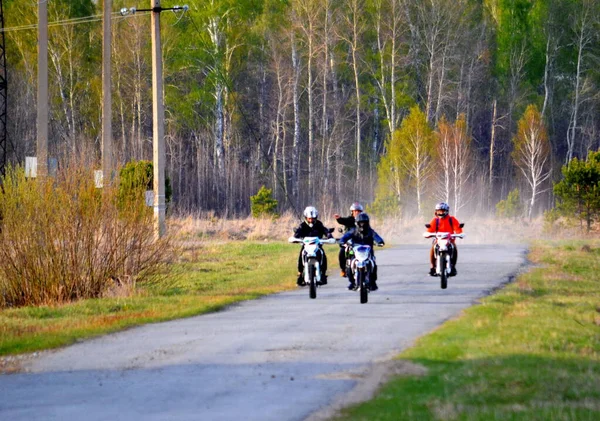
[333,240,600,420]
[0,241,299,356]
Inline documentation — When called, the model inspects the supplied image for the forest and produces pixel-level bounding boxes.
[2,0,599,219]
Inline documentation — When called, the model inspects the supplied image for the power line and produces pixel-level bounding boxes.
[0,12,147,33]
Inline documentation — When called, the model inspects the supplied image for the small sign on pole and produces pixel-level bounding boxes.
[94,170,103,188]
[25,157,37,178]
[145,190,154,207]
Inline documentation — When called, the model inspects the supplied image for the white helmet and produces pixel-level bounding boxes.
[349,202,364,212]
[303,206,318,219]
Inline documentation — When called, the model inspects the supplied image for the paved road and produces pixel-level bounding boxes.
[0,243,528,421]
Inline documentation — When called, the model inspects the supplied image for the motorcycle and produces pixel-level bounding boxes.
[343,241,382,304]
[423,224,465,289]
[288,235,337,299]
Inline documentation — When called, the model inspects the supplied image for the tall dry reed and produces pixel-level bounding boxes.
[0,164,169,308]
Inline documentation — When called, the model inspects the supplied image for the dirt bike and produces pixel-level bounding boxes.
[344,241,382,304]
[288,235,337,299]
[423,225,465,289]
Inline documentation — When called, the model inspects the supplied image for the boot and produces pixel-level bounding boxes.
[450,267,457,277]
[297,272,306,286]
[318,274,328,285]
[347,281,356,290]
[429,267,436,276]
[340,270,346,277]
[369,280,378,291]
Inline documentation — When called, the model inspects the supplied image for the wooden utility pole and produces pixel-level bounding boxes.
[151,0,166,239]
[37,0,48,177]
[102,0,113,185]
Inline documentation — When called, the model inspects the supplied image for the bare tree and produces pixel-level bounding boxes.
[566,0,598,163]
[512,105,552,219]
[338,0,366,192]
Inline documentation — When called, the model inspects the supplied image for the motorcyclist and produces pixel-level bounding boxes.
[426,202,463,276]
[293,206,333,287]
[333,202,363,277]
[339,213,384,291]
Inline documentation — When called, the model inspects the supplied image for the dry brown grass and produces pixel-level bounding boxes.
[167,212,557,246]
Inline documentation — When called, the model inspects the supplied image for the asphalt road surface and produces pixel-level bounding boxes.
[0,243,528,421]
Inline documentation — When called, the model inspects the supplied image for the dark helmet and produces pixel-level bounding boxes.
[349,202,364,212]
[435,202,450,217]
[355,212,370,235]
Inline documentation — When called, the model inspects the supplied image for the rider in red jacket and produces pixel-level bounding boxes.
[426,202,463,276]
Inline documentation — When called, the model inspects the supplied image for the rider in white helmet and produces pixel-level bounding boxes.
[293,206,333,286]
[333,202,364,277]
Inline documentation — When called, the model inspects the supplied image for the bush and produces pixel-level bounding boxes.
[0,164,170,308]
[496,188,524,219]
[552,151,600,231]
[118,160,172,212]
[367,195,401,220]
[250,186,279,218]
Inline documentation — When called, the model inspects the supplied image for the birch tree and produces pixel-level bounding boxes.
[396,106,436,216]
[512,104,551,218]
[436,114,472,214]
[338,0,366,192]
[565,0,599,163]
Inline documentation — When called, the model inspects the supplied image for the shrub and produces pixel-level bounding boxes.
[367,195,401,220]
[552,151,600,231]
[496,188,524,219]
[250,186,279,218]
[118,160,172,212]
[0,164,170,308]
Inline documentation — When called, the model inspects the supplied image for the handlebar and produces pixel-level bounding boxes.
[288,236,338,244]
[423,232,465,239]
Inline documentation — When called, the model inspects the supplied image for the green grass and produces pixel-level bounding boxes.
[0,241,300,355]
[334,240,600,420]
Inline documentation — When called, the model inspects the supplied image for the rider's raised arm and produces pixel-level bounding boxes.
[336,215,354,228]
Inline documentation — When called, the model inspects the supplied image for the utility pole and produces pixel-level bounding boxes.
[151,0,166,239]
[102,0,113,186]
[37,0,49,177]
[0,0,7,177]
[120,2,187,238]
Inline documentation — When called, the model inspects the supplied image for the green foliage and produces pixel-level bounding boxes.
[493,0,547,96]
[250,185,279,218]
[552,151,600,231]
[374,106,435,216]
[367,195,401,220]
[118,161,172,212]
[496,188,524,219]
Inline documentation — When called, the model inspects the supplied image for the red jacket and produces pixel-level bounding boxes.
[427,216,462,234]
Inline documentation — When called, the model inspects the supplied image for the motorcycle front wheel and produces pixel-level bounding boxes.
[308,259,317,299]
[357,269,368,304]
[440,253,448,289]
